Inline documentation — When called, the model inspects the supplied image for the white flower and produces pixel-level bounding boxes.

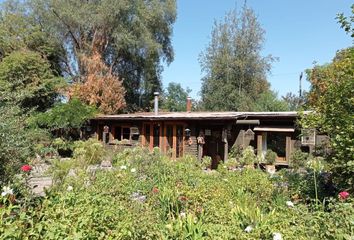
[244,225,253,233]
[67,185,73,191]
[120,165,127,170]
[273,232,282,240]
[180,212,186,218]
[131,168,136,173]
[286,201,294,208]
[1,186,13,197]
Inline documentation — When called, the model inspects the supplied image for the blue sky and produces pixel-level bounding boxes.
[161,0,353,99]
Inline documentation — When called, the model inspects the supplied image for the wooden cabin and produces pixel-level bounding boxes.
[89,108,315,167]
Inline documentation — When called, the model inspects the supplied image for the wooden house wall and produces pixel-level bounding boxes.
[90,116,306,166]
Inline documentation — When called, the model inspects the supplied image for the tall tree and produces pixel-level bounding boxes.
[253,90,289,112]
[161,82,191,112]
[302,47,354,191]
[199,5,274,111]
[0,50,65,112]
[0,0,65,76]
[70,52,126,114]
[28,0,176,112]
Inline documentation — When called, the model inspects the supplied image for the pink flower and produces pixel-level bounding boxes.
[21,165,32,172]
[338,191,350,200]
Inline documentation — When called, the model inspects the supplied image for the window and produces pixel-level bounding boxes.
[113,125,132,143]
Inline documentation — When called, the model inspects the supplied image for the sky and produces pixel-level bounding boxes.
[161,0,353,99]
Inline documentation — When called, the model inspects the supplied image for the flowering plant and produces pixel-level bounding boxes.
[21,165,32,172]
[1,186,13,197]
[338,191,349,200]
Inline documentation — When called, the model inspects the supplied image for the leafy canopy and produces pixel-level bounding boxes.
[336,4,354,40]
[35,98,97,130]
[253,90,289,112]
[0,50,66,112]
[302,47,354,191]
[199,4,274,111]
[29,0,177,111]
[161,82,191,112]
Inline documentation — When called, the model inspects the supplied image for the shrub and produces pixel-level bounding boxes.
[239,146,256,166]
[0,105,32,183]
[201,156,212,169]
[229,144,244,159]
[73,138,105,165]
[290,150,309,170]
[1,146,353,239]
[264,149,277,165]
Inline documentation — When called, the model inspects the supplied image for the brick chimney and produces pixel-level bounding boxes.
[186,97,192,113]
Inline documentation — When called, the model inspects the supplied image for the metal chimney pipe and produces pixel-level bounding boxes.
[186,97,192,113]
[154,92,159,115]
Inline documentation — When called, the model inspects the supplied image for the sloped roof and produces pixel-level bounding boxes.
[94,111,311,121]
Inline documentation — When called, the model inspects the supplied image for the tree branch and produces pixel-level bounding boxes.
[52,9,81,50]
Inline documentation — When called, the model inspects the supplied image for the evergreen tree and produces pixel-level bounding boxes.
[254,90,289,112]
[199,5,274,111]
[161,82,191,112]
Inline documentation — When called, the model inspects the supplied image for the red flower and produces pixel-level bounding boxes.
[152,187,159,194]
[338,191,350,200]
[21,165,32,172]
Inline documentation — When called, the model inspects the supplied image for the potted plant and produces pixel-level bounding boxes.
[239,146,256,169]
[264,149,277,173]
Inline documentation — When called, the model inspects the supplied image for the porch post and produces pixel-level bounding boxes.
[257,134,263,156]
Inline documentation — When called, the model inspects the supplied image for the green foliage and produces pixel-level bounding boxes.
[199,4,275,111]
[229,144,244,159]
[200,156,212,169]
[239,146,256,166]
[303,47,354,191]
[0,0,64,73]
[264,149,277,165]
[2,147,354,239]
[1,147,354,239]
[34,98,96,131]
[28,0,177,111]
[72,138,105,165]
[290,150,309,170]
[336,4,354,40]
[161,82,192,112]
[0,50,66,112]
[253,90,289,111]
[0,105,32,183]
